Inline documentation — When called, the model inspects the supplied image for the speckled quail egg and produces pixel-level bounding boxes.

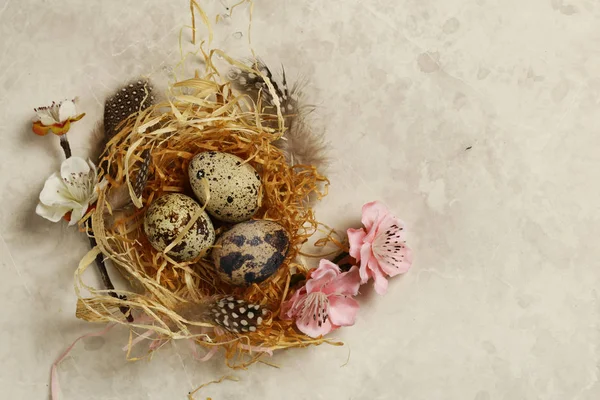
[188,151,261,223]
[211,220,290,286]
[143,193,215,261]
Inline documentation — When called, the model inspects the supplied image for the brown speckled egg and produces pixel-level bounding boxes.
[188,151,261,223]
[143,193,215,261]
[211,220,289,286]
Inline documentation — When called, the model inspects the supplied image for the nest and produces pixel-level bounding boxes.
[73,56,341,368]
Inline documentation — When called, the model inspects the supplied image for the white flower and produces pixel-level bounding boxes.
[36,157,103,226]
[32,99,85,136]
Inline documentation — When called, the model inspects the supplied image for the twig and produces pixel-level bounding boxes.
[58,135,133,322]
[59,135,72,158]
[188,375,239,400]
[332,251,354,272]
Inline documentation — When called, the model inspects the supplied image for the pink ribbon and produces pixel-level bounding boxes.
[189,339,219,361]
[51,323,116,400]
[121,329,155,351]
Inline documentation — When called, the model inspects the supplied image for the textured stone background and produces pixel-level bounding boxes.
[1,0,599,399]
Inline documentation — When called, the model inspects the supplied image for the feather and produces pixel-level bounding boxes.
[88,121,107,166]
[104,79,155,140]
[176,295,268,334]
[99,80,155,211]
[229,61,329,170]
[105,149,151,211]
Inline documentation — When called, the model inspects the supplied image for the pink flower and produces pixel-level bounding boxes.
[281,260,361,338]
[347,201,412,295]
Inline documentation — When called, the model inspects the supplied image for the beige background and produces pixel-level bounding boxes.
[1,0,600,399]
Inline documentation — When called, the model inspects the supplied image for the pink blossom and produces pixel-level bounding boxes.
[281,259,361,338]
[347,201,412,295]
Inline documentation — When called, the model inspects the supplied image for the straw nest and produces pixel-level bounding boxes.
[73,55,341,368]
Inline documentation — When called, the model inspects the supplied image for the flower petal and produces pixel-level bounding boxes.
[60,156,91,180]
[380,214,408,241]
[280,287,307,319]
[89,177,107,205]
[347,228,366,260]
[70,113,86,122]
[376,245,413,277]
[32,121,51,136]
[311,259,340,280]
[49,120,71,136]
[328,296,359,327]
[361,201,389,231]
[68,204,88,226]
[37,109,58,126]
[295,314,333,338]
[306,260,340,293]
[323,265,361,296]
[87,159,98,176]
[58,100,77,122]
[370,262,389,295]
[358,242,372,284]
[61,157,97,202]
[38,174,75,206]
[35,202,70,222]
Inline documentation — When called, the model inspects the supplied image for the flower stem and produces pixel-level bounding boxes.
[59,135,72,159]
[332,251,354,272]
[86,220,134,322]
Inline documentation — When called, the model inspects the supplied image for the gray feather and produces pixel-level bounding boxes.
[229,61,328,170]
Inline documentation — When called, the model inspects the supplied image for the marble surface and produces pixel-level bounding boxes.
[1,0,600,399]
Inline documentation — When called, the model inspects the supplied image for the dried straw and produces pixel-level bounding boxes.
[75,50,338,368]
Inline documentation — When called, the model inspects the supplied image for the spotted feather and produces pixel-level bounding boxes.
[175,296,268,334]
[133,149,151,198]
[228,61,328,171]
[104,80,154,140]
[209,296,268,334]
[105,149,152,210]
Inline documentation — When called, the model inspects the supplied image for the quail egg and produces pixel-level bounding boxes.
[143,193,215,261]
[188,151,261,223]
[211,220,290,286]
